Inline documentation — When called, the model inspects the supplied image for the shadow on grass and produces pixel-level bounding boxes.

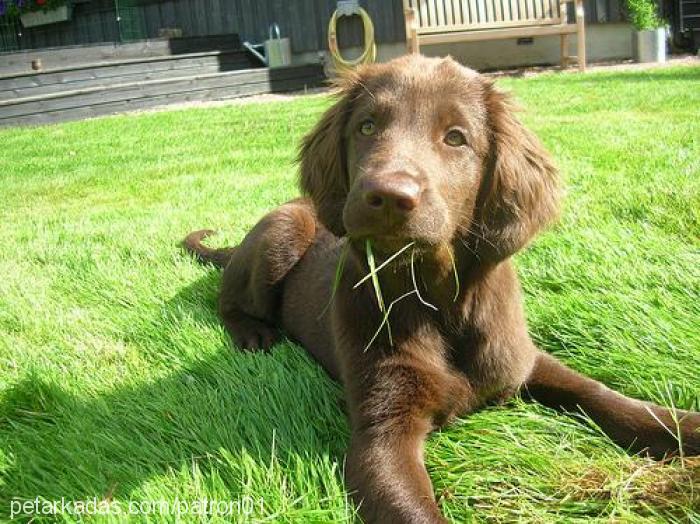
[0,273,348,519]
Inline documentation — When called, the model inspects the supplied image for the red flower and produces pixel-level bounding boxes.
[36,0,46,4]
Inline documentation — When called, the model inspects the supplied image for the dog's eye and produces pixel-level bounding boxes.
[444,129,467,147]
[359,119,377,137]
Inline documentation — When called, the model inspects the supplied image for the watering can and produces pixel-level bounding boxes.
[264,24,291,68]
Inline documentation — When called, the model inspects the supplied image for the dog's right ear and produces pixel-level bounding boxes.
[472,81,560,260]
[298,79,356,237]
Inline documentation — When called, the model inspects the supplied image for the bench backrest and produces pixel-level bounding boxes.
[404,0,565,33]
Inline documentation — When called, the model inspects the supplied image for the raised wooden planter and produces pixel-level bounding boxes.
[0,61,326,127]
[20,5,72,28]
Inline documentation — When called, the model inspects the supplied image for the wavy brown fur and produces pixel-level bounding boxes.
[184,55,700,523]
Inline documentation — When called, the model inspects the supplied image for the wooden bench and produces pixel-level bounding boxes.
[404,0,586,71]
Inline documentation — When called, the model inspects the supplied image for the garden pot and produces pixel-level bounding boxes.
[21,4,72,28]
[633,27,666,63]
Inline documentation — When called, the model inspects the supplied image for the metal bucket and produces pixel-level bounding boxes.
[634,28,666,63]
[264,24,291,68]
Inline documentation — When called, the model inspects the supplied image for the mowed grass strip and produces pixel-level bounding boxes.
[0,65,698,523]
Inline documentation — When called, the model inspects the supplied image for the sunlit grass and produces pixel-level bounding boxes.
[0,65,698,522]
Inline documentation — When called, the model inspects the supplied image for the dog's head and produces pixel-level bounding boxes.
[299,55,558,261]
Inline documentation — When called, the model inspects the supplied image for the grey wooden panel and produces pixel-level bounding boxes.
[192,0,208,35]
[240,0,259,42]
[158,1,176,28]
[72,10,88,43]
[100,7,119,42]
[173,0,195,36]
[607,0,622,22]
[392,0,407,40]
[84,10,100,42]
[287,0,314,52]
[375,0,405,43]
[207,0,224,35]
[250,0,265,39]
[49,27,63,47]
[256,0,274,41]
[4,0,619,54]
[221,0,236,37]
[85,12,101,42]
[30,28,47,49]
[143,3,161,36]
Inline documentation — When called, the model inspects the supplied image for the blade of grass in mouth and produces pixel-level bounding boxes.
[446,245,460,302]
[410,248,438,311]
[365,239,386,313]
[317,241,350,319]
[354,241,415,290]
[365,239,392,345]
[364,290,417,352]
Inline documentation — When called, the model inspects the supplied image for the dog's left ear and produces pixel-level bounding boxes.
[473,81,560,260]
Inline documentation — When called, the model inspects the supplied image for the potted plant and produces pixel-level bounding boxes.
[0,0,72,28]
[627,0,666,63]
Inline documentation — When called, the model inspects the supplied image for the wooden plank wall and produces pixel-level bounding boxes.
[3,0,624,54]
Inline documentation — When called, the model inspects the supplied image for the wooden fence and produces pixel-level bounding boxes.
[1,0,625,54]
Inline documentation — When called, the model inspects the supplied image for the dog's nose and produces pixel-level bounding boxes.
[363,173,422,215]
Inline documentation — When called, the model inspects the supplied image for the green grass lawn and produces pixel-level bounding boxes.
[1,65,699,523]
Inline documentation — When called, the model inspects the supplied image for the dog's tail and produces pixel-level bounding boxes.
[182,229,235,269]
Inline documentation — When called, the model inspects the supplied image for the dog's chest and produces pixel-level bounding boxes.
[441,326,522,406]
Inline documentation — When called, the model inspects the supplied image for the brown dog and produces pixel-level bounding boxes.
[184,54,700,523]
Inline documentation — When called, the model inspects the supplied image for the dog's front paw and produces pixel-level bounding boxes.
[224,316,280,352]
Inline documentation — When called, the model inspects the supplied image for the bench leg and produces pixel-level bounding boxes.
[560,34,569,68]
[404,7,420,54]
[408,30,419,54]
[575,0,586,71]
